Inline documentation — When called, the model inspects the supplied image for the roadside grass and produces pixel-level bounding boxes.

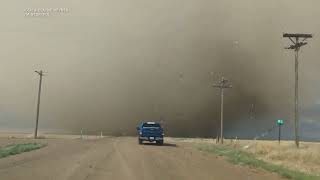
[0,143,46,158]
[198,144,320,180]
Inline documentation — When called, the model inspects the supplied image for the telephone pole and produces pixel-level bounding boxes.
[34,70,45,139]
[283,33,313,148]
[213,76,232,144]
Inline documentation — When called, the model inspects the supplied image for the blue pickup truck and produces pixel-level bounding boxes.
[136,122,164,145]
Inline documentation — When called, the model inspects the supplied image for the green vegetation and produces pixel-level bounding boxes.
[0,143,46,158]
[198,144,320,180]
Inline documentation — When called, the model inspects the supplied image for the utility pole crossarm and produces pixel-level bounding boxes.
[213,77,233,89]
[35,71,47,76]
[283,33,313,38]
[283,33,313,50]
[213,84,233,88]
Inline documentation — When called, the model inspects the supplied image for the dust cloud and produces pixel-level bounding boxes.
[0,0,319,139]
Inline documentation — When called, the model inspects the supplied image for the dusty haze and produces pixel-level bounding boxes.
[0,0,319,139]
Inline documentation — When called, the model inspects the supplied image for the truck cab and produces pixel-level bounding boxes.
[137,122,164,145]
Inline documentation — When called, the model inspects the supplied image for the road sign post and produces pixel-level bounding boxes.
[277,120,284,144]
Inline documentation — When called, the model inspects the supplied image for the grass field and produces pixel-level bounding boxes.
[240,140,320,176]
[0,143,46,158]
[198,143,319,180]
[168,138,320,179]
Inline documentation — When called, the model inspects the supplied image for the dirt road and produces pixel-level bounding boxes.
[0,137,286,180]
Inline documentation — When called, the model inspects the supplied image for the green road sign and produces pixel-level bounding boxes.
[277,119,284,125]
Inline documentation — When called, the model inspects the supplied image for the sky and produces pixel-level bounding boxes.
[0,0,319,140]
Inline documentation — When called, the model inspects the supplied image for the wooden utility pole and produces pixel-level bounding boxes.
[213,77,232,144]
[283,33,313,148]
[34,70,44,139]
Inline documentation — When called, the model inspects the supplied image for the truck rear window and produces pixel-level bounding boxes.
[143,123,161,128]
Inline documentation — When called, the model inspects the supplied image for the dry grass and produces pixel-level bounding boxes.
[243,141,320,176]
[168,138,320,177]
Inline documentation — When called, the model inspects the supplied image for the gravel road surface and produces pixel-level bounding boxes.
[0,137,286,180]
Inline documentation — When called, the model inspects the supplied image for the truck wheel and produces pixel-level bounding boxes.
[157,140,163,145]
[138,139,143,144]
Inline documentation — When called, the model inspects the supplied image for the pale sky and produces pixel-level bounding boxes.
[0,0,319,139]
